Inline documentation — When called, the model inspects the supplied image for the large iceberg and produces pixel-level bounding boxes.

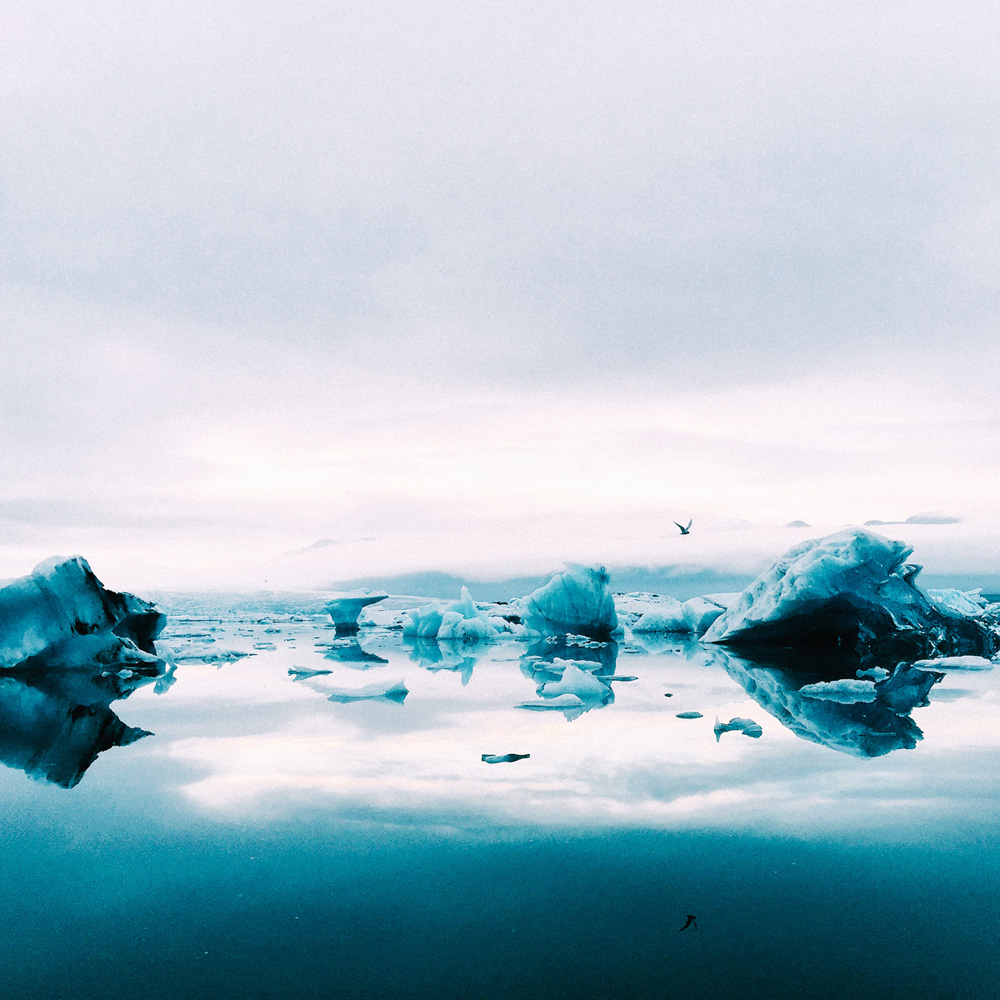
[703,528,996,656]
[0,556,165,668]
[515,564,618,639]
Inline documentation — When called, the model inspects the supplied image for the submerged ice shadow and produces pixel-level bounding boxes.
[711,646,944,757]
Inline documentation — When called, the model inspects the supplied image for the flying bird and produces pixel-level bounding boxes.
[678,914,698,932]
[674,519,692,535]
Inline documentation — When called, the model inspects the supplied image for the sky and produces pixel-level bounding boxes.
[2,1,999,590]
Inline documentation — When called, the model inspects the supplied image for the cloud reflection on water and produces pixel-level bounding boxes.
[124,623,1000,835]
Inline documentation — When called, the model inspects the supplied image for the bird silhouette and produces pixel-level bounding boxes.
[678,914,698,932]
[482,753,530,764]
[674,519,692,535]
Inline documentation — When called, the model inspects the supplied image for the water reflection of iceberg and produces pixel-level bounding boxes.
[714,648,942,757]
[0,635,164,788]
[321,638,389,668]
[517,640,622,721]
[406,639,479,685]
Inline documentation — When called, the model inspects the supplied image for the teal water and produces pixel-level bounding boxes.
[1,611,998,999]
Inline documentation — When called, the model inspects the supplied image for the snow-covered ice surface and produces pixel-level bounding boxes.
[4,585,1000,999]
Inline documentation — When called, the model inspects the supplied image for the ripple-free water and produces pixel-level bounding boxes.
[2,610,998,999]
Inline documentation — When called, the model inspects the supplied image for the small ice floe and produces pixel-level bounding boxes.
[159,642,253,664]
[253,642,277,650]
[564,633,610,648]
[856,667,890,681]
[325,679,409,704]
[913,655,994,671]
[676,711,703,719]
[799,678,877,703]
[714,717,763,740]
[481,753,530,764]
[288,666,334,679]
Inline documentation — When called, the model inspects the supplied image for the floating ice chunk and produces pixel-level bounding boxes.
[401,588,510,642]
[676,711,703,719]
[517,696,585,712]
[324,590,389,633]
[516,564,618,639]
[326,679,408,704]
[714,717,763,740]
[912,655,994,671]
[288,666,334,679]
[857,667,890,681]
[703,528,993,654]
[0,556,165,669]
[158,642,252,663]
[799,679,878,703]
[481,753,530,764]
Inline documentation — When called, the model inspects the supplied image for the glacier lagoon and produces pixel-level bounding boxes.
[2,597,1000,999]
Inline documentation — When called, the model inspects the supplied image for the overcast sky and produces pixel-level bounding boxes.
[2,2,999,589]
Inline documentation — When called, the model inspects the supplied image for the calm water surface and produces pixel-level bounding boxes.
[2,603,998,999]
